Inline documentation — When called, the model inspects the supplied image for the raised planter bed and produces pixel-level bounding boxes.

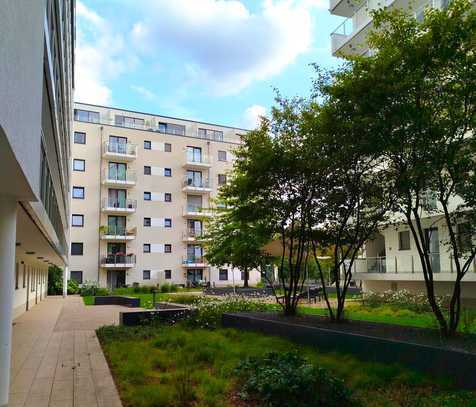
[222,311,476,390]
[93,295,140,307]
[120,303,194,326]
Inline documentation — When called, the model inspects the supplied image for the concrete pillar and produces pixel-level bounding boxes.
[63,265,68,298]
[0,200,17,407]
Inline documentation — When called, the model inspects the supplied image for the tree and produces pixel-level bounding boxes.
[204,205,271,288]
[332,0,476,335]
[48,265,63,295]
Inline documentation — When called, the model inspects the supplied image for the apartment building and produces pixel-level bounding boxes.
[70,102,261,289]
[329,0,476,301]
[0,0,75,405]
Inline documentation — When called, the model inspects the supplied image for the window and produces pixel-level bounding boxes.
[144,192,151,201]
[165,270,172,279]
[158,122,185,136]
[144,166,151,175]
[399,231,411,250]
[164,244,172,253]
[218,150,227,161]
[144,217,151,227]
[187,146,202,163]
[74,109,99,123]
[164,218,172,228]
[115,115,144,129]
[143,244,151,253]
[144,140,151,150]
[71,242,84,256]
[218,174,227,185]
[72,186,84,199]
[72,214,84,227]
[164,168,172,177]
[74,132,86,144]
[143,270,151,280]
[164,143,172,152]
[219,269,228,281]
[198,128,223,141]
[70,271,83,284]
[73,159,85,172]
[241,271,245,280]
[164,193,172,202]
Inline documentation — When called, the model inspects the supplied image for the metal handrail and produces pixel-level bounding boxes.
[101,254,136,265]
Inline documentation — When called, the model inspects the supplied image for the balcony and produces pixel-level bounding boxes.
[182,228,205,242]
[182,177,212,193]
[183,206,213,218]
[102,141,137,161]
[183,154,212,170]
[101,254,136,268]
[102,169,136,188]
[101,198,137,214]
[100,226,136,241]
[330,0,395,56]
[182,255,208,268]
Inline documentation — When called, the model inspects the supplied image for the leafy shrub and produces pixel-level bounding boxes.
[235,351,356,407]
[187,296,268,329]
[80,281,109,297]
[133,285,154,294]
[160,283,171,293]
[48,265,63,295]
[363,289,450,313]
[67,279,80,295]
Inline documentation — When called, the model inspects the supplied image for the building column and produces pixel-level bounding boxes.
[0,200,17,407]
[63,265,68,298]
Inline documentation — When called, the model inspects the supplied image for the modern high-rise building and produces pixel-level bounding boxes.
[0,0,75,405]
[70,102,261,289]
[329,0,476,302]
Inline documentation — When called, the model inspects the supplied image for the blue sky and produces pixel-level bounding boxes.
[75,0,343,129]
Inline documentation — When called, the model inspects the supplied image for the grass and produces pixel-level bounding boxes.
[82,287,202,308]
[97,323,475,407]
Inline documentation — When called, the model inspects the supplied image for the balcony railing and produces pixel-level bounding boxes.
[183,177,211,189]
[100,225,128,236]
[102,141,138,157]
[183,206,212,216]
[101,198,137,211]
[183,228,204,240]
[101,254,136,266]
[102,169,136,183]
[182,255,206,265]
[185,154,211,166]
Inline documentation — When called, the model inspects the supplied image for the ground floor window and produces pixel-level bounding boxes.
[165,270,172,279]
[219,269,228,281]
[187,269,203,282]
[70,271,83,284]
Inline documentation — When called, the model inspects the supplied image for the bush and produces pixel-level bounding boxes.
[48,265,63,295]
[362,289,450,313]
[160,283,171,293]
[235,351,356,407]
[67,279,80,295]
[187,296,268,329]
[80,281,109,297]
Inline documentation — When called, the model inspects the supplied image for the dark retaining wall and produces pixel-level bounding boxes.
[94,296,140,307]
[120,306,193,326]
[222,312,476,390]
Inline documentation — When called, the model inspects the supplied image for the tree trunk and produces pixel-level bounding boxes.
[243,266,249,288]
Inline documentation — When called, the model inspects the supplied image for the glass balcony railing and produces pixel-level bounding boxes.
[103,141,138,157]
[101,198,137,210]
[102,169,136,183]
[101,254,136,265]
[183,177,211,189]
[182,255,205,265]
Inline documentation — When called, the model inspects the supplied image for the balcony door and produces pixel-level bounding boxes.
[109,135,127,154]
[187,146,202,162]
[187,244,203,261]
[108,189,126,208]
[186,170,202,187]
[187,195,202,211]
[425,227,440,273]
[108,216,126,235]
[108,162,127,181]
[187,269,203,282]
[107,270,126,289]
[187,220,202,237]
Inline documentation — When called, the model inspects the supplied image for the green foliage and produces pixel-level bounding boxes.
[236,351,356,407]
[160,283,178,293]
[67,279,80,295]
[80,281,109,297]
[47,265,63,295]
[186,296,268,329]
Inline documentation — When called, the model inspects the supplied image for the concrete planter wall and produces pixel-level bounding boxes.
[120,305,194,326]
[222,312,476,390]
[93,296,140,307]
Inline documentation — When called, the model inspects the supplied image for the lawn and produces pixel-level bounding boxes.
[97,323,475,407]
[82,288,202,308]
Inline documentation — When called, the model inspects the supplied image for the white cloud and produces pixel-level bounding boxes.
[74,1,135,104]
[242,104,267,129]
[131,0,313,95]
[131,85,157,100]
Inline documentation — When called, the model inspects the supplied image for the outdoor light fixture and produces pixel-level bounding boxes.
[37,256,44,259]
[16,242,21,246]
[25,251,35,255]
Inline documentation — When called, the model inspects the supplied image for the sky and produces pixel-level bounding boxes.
[75,0,343,130]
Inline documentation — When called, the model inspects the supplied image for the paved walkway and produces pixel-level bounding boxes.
[9,296,125,407]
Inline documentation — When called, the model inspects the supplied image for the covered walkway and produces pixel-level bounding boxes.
[8,296,123,407]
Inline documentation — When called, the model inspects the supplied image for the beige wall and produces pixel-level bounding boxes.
[70,103,261,288]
